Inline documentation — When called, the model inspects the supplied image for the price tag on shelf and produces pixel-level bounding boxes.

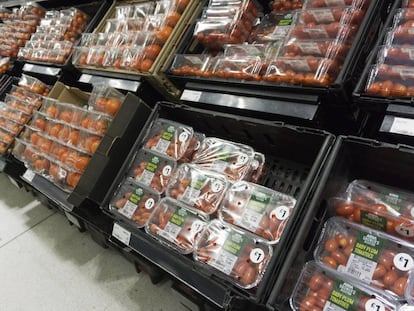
[79,74,140,92]
[23,64,60,76]
[390,117,414,136]
[22,169,35,182]
[112,223,131,246]
[65,211,81,229]
[181,90,202,102]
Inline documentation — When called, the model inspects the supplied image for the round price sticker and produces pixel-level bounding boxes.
[211,180,224,193]
[395,224,414,237]
[145,198,155,210]
[393,253,414,271]
[162,165,172,176]
[270,206,290,221]
[250,248,265,264]
[236,154,249,165]
[179,132,189,142]
[365,298,385,311]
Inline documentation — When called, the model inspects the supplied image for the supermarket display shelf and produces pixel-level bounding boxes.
[166,0,391,122]
[266,135,414,310]
[96,102,335,310]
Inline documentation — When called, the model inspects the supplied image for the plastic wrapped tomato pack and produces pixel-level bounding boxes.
[0,117,23,135]
[270,0,303,11]
[9,85,43,107]
[376,45,414,67]
[219,181,296,243]
[304,0,370,9]
[192,137,255,181]
[282,38,351,60]
[128,149,176,194]
[166,163,228,217]
[315,217,414,298]
[290,261,399,311]
[145,197,207,254]
[297,7,366,26]
[110,178,160,228]
[4,94,38,115]
[0,128,16,145]
[143,118,194,160]
[18,74,50,96]
[0,102,30,125]
[88,83,125,117]
[194,219,272,289]
[364,63,414,98]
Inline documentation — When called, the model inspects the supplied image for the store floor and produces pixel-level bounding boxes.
[0,173,184,311]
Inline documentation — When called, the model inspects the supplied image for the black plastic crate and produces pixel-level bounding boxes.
[266,135,414,310]
[100,102,334,309]
[354,0,412,112]
[165,0,390,115]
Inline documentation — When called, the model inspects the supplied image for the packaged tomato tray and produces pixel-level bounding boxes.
[330,180,414,242]
[385,27,414,46]
[4,94,38,115]
[364,64,414,98]
[219,181,296,244]
[282,38,351,60]
[18,74,50,96]
[315,217,414,299]
[143,118,194,160]
[192,137,255,181]
[288,23,358,41]
[0,102,30,125]
[110,178,160,228]
[304,0,370,9]
[128,149,176,194]
[211,56,263,80]
[290,261,399,311]
[193,219,272,289]
[0,128,16,145]
[88,83,125,117]
[297,7,366,26]
[180,131,205,163]
[9,85,43,107]
[250,12,296,43]
[0,117,23,135]
[145,197,207,254]
[166,163,228,217]
[376,45,414,67]
[270,0,303,11]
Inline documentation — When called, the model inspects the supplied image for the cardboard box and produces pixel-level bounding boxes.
[68,93,153,207]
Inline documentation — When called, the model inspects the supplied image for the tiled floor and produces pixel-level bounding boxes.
[0,173,184,311]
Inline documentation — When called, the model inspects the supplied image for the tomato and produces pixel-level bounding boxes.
[143,45,162,61]
[105,98,121,116]
[309,274,324,291]
[372,264,387,279]
[34,119,47,131]
[324,238,338,253]
[75,156,90,171]
[156,26,173,43]
[165,11,181,27]
[176,0,190,12]
[383,270,398,286]
[331,250,347,266]
[300,296,317,311]
[140,59,154,72]
[391,277,407,296]
[322,256,337,269]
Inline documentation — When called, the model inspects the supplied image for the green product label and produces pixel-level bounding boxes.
[360,210,387,232]
[169,207,189,227]
[247,192,270,214]
[161,125,176,141]
[352,232,384,262]
[278,13,293,26]
[380,192,404,213]
[190,176,207,190]
[328,280,361,311]
[128,187,144,205]
[222,232,246,257]
[145,156,160,173]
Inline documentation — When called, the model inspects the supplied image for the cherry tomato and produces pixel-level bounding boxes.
[309,274,324,291]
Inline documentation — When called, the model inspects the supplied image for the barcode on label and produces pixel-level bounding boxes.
[238,209,262,232]
[345,253,376,282]
[158,222,181,242]
[153,139,170,154]
[210,250,238,275]
[180,187,201,205]
[137,170,155,186]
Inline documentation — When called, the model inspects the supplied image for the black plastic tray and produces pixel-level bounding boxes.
[100,101,334,309]
[266,135,414,310]
[166,0,391,111]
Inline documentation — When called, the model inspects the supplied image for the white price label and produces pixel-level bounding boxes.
[250,248,265,264]
[23,169,36,182]
[144,198,155,210]
[179,132,189,142]
[181,90,202,102]
[162,165,172,176]
[236,154,249,165]
[65,212,81,228]
[211,180,225,193]
[395,224,414,237]
[270,206,290,221]
[390,117,414,136]
[112,223,131,246]
[365,299,385,311]
[393,253,414,271]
